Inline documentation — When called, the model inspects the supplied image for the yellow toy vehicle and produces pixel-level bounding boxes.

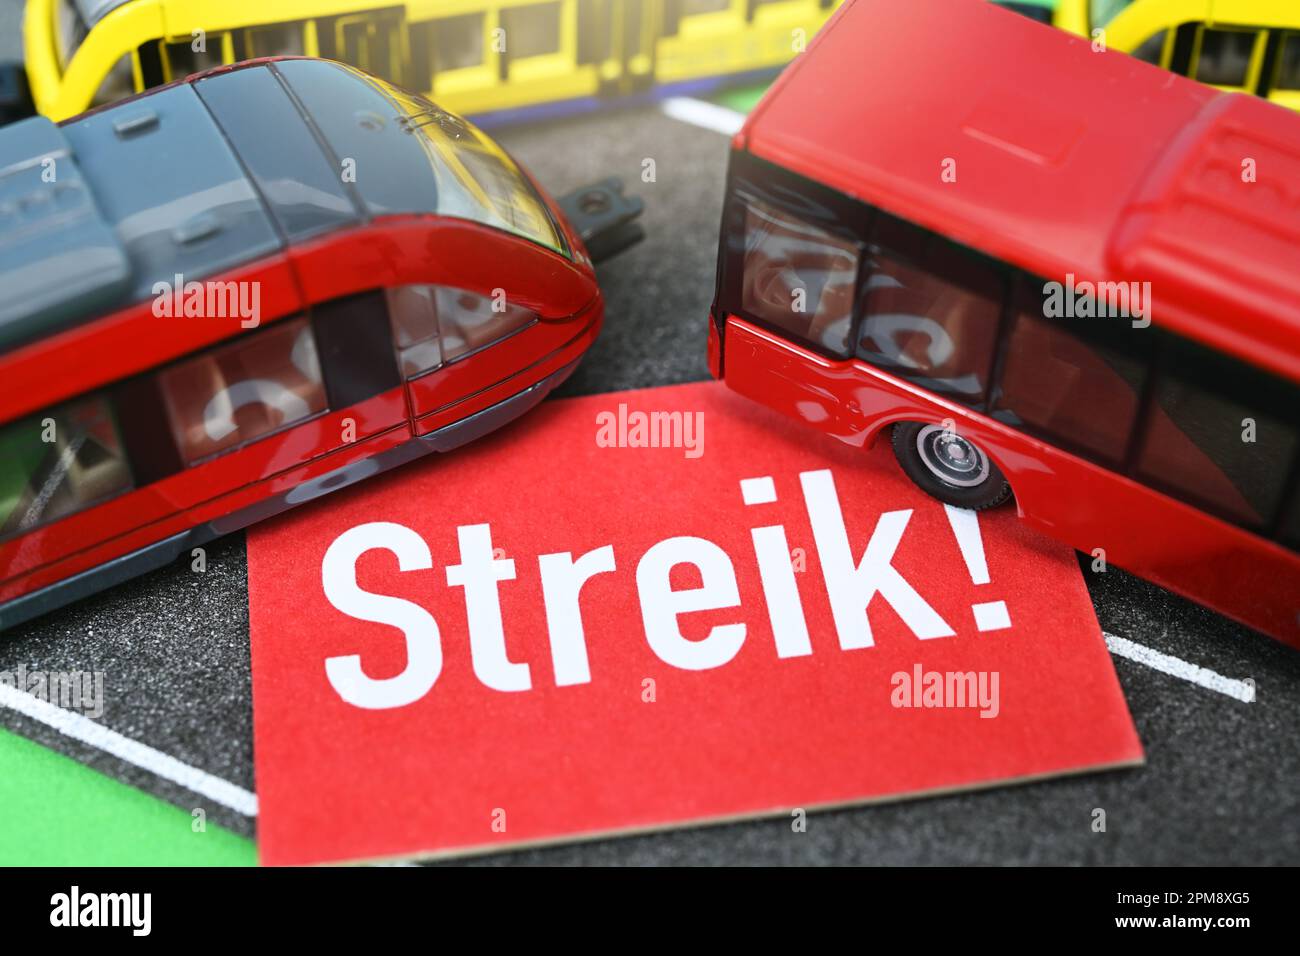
[21,0,844,124]
[1054,0,1300,111]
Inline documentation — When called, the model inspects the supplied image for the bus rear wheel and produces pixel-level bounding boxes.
[891,422,1012,510]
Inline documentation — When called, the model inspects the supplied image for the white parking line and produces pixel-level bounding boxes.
[0,682,258,817]
[1104,632,1256,703]
[0,626,1252,821]
[661,97,746,136]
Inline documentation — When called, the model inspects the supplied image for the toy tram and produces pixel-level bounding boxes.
[13,0,846,125]
[0,55,642,631]
[1053,0,1300,112]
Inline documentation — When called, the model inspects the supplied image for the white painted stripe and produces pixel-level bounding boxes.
[1103,632,1255,703]
[661,97,746,136]
[0,683,258,817]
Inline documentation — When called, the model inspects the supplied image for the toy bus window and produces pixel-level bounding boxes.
[502,3,563,60]
[990,278,1149,465]
[245,24,308,59]
[740,198,860,358]
[1135,344,1299,529]
[438,287,537,362]
[159,318,327,465]
[1276,34,1300,90]
[388,286,444,378]
[1280,489,1300,551]
[856,240,1002,405]
[0,395,132,542]
[1194,29,1258,87]
[91,55,136,107]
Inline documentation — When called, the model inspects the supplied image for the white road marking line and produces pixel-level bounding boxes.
[0,682,258,817]
[661,97,746,136]
[1103,632,1255,703]
[0,629,1250,818]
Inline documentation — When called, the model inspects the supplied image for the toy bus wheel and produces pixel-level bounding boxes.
[891,422,1012,510]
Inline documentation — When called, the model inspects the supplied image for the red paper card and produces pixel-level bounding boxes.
[247,381,1142,865]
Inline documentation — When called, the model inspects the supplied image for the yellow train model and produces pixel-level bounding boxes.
[16,1,1299,126]
[20,0,843,123]
[1054,0,1300,111]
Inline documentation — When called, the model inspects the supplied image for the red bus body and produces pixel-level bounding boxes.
[0,58,611,630]
[709,0,1300,648]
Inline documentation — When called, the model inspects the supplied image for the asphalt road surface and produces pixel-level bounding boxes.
[1,0,1298,865]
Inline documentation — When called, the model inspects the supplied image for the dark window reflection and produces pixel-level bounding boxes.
[1136,343,1298,528]
[856,238,1002,405]
[991,280,1149,463]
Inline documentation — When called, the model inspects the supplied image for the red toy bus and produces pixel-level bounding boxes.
[0,57,641,631]
[707,0,1300,648]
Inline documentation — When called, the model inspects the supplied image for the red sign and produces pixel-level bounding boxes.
[247,381,1142,865]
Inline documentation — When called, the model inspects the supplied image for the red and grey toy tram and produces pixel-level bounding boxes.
[0,56,641,630]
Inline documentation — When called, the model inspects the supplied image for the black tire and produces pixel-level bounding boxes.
[0,63,35,128]
[891,421,1012,511]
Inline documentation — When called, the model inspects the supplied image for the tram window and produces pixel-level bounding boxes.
[278,60,439,217]
[312,291,401,409]
[430,15,487,72]
[388,286,443,378]
[164,35,227,80]
[246,23,308,59]
[855,238,1002,405]
[334,14,404,83]
[437,287,536,362]
[1135,343,1299,529]
[1277,33,1300,90]
[684,0,733,15]
[196,65,360,241]
[113,374,184,488]
[1131,30,1168,67]
[502,3,563,60]
[740,197,860,358]
[91,55,135,107]
[577,0,613,64]
[1195,29,1257,87]
[0,395,133,541]
[159,317,328,465]
[991,278,1149,464]
[387,285,536,373]
[1090,1,1137,29]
